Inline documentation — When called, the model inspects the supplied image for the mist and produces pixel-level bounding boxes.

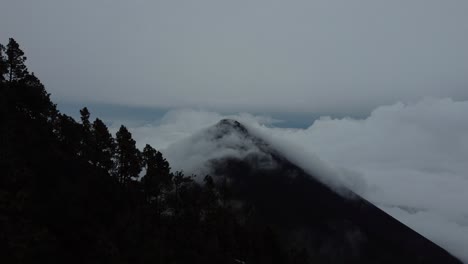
[113,97,468,262]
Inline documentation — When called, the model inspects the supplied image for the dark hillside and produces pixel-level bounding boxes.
[208,120,461,263]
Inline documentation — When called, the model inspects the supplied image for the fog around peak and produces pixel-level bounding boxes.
[112,97,468,262]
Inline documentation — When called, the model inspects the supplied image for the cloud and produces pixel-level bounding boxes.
[115,97,468,262]
[161,119,277,177]
[2,1,468,112]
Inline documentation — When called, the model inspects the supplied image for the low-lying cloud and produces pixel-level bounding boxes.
[161,119,277,177]
[113,97,468,262]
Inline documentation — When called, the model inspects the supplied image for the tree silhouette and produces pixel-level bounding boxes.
[115,125,141,184]
[80,107,91,131]
[92,118,115,172]
[12,72,57,122]
[6,38,28,82]
[79,107,93,159]
[141,144,171,206]
[202,175,219,208]
[0,43,7,83]
[55,113,82,155]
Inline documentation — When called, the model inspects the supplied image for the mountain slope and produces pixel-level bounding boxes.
[201,119,462,263]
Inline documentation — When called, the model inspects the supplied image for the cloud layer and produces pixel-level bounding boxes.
[114,97,468,262]
[2,0,468,112]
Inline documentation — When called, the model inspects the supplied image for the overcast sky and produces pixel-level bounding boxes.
[1,0,468,113]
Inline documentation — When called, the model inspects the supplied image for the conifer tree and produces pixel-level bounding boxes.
[0,44,7,83]
[202,175,219,213]
[56,113,83,155]
[79,107,93,158]
[115,125,141,184]
[80,107,91,131]
[142,144,171,206]
[15,72,56,121]
[6,38,28,82]
[92,118,115,173]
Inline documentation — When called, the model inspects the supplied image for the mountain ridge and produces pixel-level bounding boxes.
[203,118,462,263]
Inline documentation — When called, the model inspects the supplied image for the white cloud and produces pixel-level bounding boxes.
[117,97,468,262]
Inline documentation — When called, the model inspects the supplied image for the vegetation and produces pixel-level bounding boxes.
[0,38,304,264]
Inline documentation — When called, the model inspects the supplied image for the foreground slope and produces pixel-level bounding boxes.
[202,119,461,263]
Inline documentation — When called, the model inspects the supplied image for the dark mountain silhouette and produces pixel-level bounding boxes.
[202,119,462,263]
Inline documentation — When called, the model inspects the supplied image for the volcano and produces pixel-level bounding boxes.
[196,119,461,263]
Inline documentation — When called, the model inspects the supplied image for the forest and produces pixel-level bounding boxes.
[0,38,308,263]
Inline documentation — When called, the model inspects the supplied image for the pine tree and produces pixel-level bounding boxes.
[92,118,115,173]
[202,175,220,215]
[80,107,91,131]
[15,72,57,121]
[172,171,193,216]
[55,113,82,155]
[0,39,55,120]
[79,107,93,159]
[142,144,171,206]
[6,38,28,82]
[0,43,7,83]
[115,125,141,184]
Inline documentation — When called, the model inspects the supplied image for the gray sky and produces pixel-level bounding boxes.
[1,0,468,113]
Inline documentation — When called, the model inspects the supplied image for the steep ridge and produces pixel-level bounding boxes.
[204,119,461,263]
